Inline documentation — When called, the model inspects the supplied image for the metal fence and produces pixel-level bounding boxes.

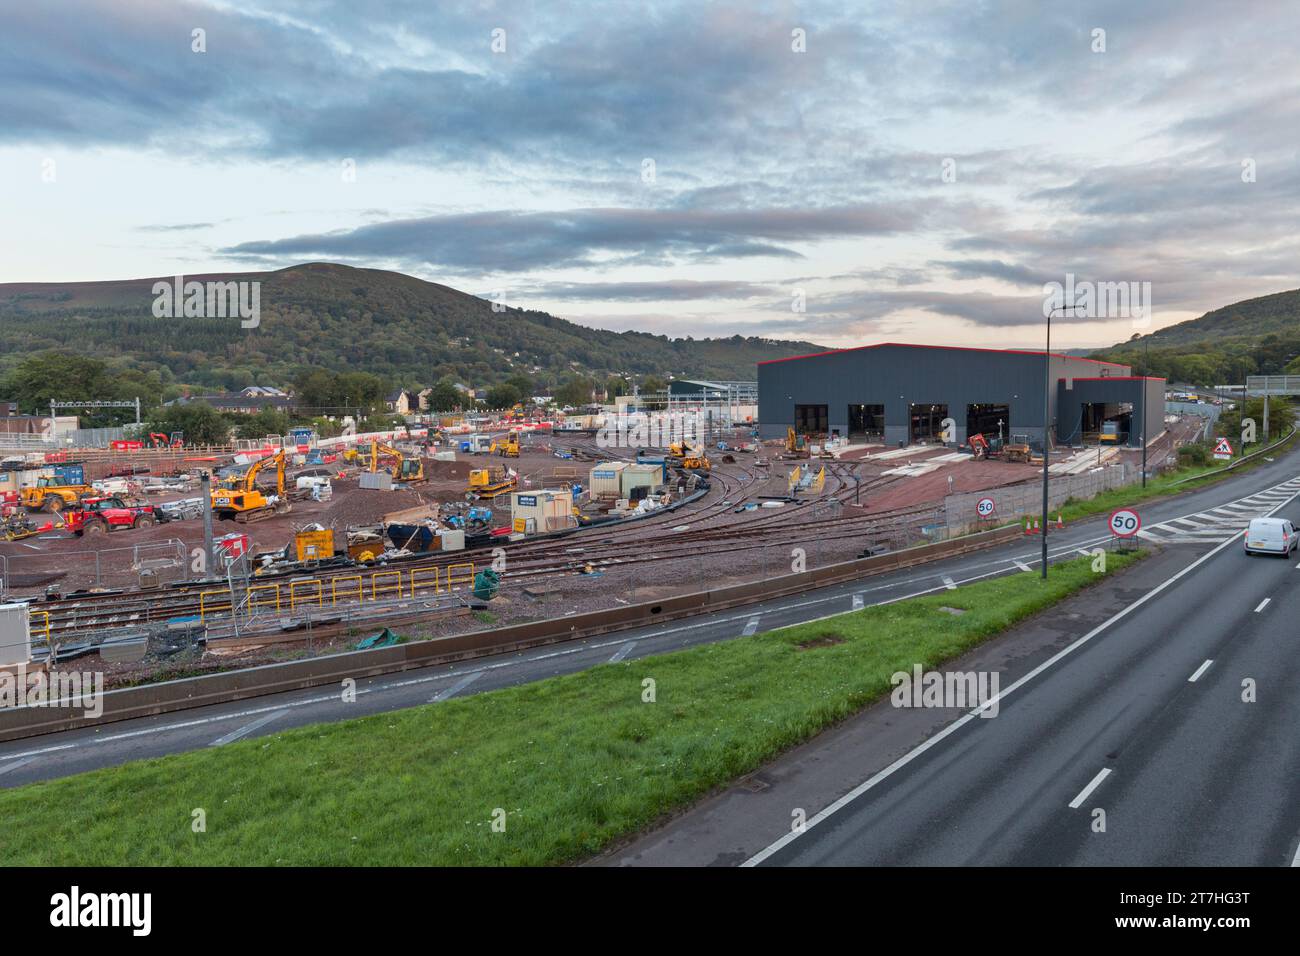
[0,539,189,600]
[944,463,1139,531]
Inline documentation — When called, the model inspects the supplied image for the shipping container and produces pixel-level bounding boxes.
[588,461,628,499]
[509,489,575,533]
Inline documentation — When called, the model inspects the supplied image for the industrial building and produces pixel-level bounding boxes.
[757,343,1165,449]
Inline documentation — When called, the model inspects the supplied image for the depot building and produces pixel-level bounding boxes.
[757,343,1165,449]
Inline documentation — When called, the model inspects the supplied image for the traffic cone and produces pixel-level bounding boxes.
[1056,513,1064,529]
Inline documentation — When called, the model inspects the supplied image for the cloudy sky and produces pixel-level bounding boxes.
[1,0,1296,350]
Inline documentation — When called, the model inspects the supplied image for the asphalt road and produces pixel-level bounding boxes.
[3,443,1299,806]
[606,446,1300,867]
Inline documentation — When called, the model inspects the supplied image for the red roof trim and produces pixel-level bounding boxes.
[1062,376,1166,382]
[758,342,1128,367]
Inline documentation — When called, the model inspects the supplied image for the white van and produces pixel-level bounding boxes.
[1244,517,1297,556]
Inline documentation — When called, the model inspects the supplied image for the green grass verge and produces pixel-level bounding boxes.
[0,551,1142,866]
[1056,429,1297,523]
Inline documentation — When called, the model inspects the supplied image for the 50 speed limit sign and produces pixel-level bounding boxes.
[1109,508,1141,538]
[976,496,996,518]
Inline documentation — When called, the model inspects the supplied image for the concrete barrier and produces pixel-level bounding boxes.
[0,525,1020,742]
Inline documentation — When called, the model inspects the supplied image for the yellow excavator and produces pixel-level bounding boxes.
[785,426,810,459]
[370,439,424,481]
[212,450,290,522]
[490,431,521,458]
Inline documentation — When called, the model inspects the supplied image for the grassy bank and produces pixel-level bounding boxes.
[0,552,1140,866]
[1057,428,1297,523]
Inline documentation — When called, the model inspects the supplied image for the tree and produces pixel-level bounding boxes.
[425,377,463,412]
[236,406,291,440]
[150,402,233,445]
[640,374,668,393]
[554,376,598,407]
[605,376,629,399]
[484,383,524,409]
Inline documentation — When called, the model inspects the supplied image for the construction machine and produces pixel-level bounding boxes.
[490,431,521,458]
[785,427,811,459]
[466,466,518,500]
[1003,434,1033,463]
[369,439,424,481]
[211,450,291,522]
[20,477,96,512]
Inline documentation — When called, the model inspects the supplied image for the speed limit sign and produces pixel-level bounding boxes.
[1109,508,1141,538]
[976,496,996,518]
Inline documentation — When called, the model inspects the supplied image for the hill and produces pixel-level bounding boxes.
[0,263,823,391]
[1090,287,1300,384]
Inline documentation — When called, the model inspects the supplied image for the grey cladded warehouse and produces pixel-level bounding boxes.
[757,343,1165,449]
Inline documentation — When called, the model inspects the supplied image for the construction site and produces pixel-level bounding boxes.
[0,370,1213,696]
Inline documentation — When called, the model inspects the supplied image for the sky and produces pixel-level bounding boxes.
[1,0,1297,351]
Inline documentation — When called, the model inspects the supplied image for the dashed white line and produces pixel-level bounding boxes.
[0,756,36,776]
[1254,598,1271,613]
[742,617,759,636]
[1068,768,1113,809]
[1187,659,1213,683]
[430,671,483,702]
[608,640,637,663]
[209,709,287,747]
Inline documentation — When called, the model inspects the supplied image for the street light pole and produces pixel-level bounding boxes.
[1141,334,1149,488]
[1042,304,1083,579]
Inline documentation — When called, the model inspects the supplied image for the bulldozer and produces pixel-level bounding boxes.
[466,466,518,500]
[490,431,521,458]
[212,450,291,522]
[20,477,96,512]
[370,439,424,481]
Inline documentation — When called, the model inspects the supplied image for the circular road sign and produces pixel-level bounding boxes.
[1109,508,1141,538]
[976,496,996,518]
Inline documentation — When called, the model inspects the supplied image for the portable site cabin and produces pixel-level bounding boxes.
[588,461,628,499]
[620,463,663,499]
[510,489,575,534]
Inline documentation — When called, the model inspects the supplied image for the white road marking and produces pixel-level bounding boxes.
[431,671,483,702]
[0,756,36,776]
[941,576,957,590]
[608,640,637,663]
[1292,836,1300,868]
[852,593,864,610]
[1188,659,1213,683]
[1013,560,1031,572]
[1255,598,1271,613]
[743,508,1280,866]
[1068,768,1113,809]
[742,617,759,636]
[209,709,287,747]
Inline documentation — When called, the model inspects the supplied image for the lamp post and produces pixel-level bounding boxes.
[1141,333,1149,488]
[1042,304,1083,579]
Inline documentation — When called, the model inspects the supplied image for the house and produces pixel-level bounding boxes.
[165,391,296,414]
[385,390,416,415]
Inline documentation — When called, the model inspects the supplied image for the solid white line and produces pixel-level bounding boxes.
[743,500,1281,866]
[742,617,759,636]
[209,709,286,747]
[0,756,36,776]
[431,671,482,702]
[608,640,637,663]
[1255,598,1271,613]
[1188,659,1213,683]
[1068,767,1113,809]
[1292,837,1300,867]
